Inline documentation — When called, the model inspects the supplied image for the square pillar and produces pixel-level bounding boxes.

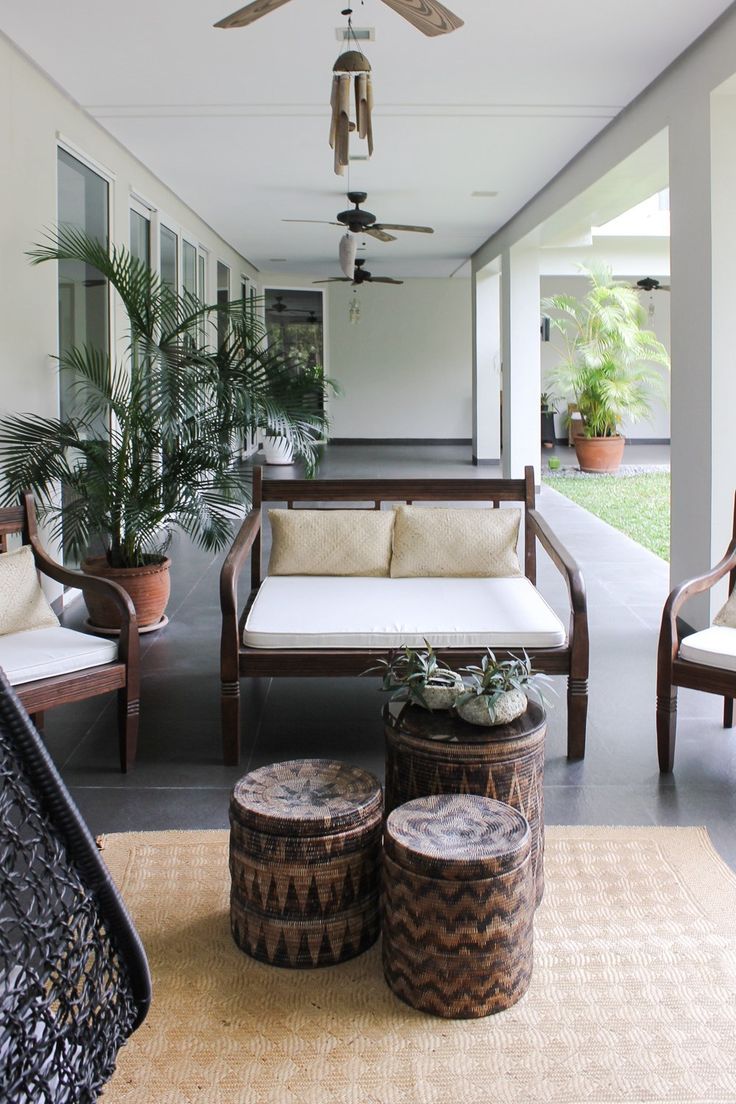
[501,245,541,481]
[472,267,501,463]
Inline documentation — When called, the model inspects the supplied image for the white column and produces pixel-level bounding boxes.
[709,91,736,616]
[472,266,501,463]
[669,91,736,627]
[501,245,541,481]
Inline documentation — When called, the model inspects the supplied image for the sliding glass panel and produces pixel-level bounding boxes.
[57,147,110,560]
[160,225,178,292]
[182,240,197,298]
[130,208,151,268]
[217,261,230,347]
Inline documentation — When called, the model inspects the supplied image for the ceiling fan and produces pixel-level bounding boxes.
[215,0,463,37]
[635,277,671,292]
[314,258,403,285]
[285,191,434,244]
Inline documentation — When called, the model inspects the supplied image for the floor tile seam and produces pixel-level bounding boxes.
[58,697,115,770]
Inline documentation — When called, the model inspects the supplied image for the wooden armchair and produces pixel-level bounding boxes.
[0,494,140,771]
[656,495,736,772]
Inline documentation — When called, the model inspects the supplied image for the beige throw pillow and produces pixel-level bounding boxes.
[268,509,395,577]
[0,545,59,636]
[390,505,522,578]
[714,588,736,628]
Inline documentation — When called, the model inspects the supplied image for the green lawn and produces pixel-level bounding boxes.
[543,471,670,560]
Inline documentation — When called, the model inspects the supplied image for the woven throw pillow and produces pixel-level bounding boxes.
[0,545,59,635]
[713,588,736,628]
[390,505,522,578]
[267,509,395,577]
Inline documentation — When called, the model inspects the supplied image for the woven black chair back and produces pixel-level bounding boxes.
[0,669,150,1103]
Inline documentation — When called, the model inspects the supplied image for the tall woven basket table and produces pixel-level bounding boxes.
[384,699,546,905]
[229,758,382,968]
[382,794,534,1018]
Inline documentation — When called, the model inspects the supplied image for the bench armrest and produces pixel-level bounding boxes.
[527,508,586,617]
[659,538,736,665]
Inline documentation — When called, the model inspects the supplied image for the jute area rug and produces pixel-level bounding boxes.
[101,826,736,1104]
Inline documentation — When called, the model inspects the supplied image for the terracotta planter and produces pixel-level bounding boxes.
[81,556,171,630]
[574,434,625,473]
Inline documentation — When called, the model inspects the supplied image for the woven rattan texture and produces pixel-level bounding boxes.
[0,702,137,1102]
[382,796,534,1017]
[385,702,546,904]
[229,760,382,968]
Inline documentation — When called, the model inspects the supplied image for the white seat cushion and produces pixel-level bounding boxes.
[243,576,567,649]
[0,626,119,686]
[679,626,736,672]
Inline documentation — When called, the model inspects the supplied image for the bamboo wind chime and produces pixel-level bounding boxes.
[329,50,373,175]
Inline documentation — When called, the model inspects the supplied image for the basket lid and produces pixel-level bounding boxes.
[384,699,545,745]
[385,794,530,880]
[231,759,382,837]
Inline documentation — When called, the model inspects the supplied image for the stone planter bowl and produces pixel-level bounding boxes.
[456,689,528,727]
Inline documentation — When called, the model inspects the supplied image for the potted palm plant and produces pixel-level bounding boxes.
[542,265,669,473]
[0,228,334,629]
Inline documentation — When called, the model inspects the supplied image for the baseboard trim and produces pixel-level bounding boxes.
[552,436,671,447]
[330,438,472,446]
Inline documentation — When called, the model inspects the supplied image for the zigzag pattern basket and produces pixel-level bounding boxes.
[381,794,534,1019]
[384,699,546,905]
[229,759,382,968]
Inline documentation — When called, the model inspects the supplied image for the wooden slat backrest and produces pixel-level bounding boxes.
[252,466,537,586]
[0,507,26,553]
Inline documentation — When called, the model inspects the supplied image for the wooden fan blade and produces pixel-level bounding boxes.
[365,227,397,243]
[215,0,293,29]
[373,222,434,234]
[370,277,404,284]
[282,219,342,226]
[313,278,350,283]
[378,0,463,36]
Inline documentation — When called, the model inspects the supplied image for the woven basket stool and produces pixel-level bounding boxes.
[382,793,534,1018]
[229,758,382,968]
[384,699,546,905]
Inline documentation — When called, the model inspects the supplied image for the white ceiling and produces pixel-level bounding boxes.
[1,0,732,277]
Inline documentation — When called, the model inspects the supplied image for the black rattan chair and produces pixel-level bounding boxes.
[0,668,151,1103]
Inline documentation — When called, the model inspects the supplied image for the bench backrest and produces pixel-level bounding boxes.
[250,465,536,588]
[0,504,28,553]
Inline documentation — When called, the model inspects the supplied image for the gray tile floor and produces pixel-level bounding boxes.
[48,443,736,867]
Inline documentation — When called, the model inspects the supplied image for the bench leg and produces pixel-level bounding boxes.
[724,697,734,729]
[567,677,588,759]
[656,690,677,773]
[118,688,139,773]
[222,680,241,766]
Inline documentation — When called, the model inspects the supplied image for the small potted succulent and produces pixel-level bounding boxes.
[370,643,464,711]
[455,650,550,727]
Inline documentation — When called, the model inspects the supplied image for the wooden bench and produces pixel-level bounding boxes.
[220,467,588,765]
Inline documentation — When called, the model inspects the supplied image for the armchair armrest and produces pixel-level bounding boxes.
[220,509,262,680]
[659,537,736,665]
[21,490,139,683]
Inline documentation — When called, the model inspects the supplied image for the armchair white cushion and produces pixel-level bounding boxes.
[0,626,118,686]
[678,626,736,672]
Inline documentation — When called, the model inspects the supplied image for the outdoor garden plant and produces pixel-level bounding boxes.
[542,264,669,472]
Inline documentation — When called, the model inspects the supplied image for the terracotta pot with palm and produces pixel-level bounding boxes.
[0,229,335,629]
[543,265,670,473]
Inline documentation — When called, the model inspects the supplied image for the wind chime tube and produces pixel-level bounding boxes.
[366,76,374,156]
[330,73,351,176]
[355,73,368,139]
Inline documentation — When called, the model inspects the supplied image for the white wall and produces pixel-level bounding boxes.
[0,31,258,429]
[327,278,472,440]
[541,275,671,440]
